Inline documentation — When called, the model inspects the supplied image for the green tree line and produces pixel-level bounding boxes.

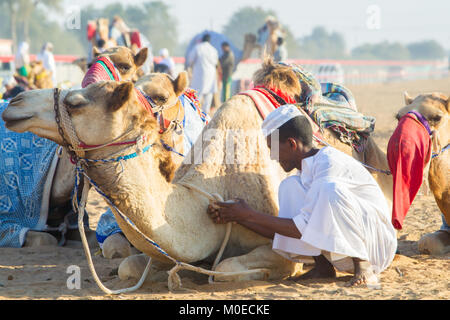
[0,2,446,61]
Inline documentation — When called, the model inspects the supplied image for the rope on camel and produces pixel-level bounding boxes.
[74,171,270,295]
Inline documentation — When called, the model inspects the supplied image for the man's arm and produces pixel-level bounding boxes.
[208,199,302,240]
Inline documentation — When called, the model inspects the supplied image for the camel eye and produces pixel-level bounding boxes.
[118,64,131,72]
[66,101,86,109]
[64,94,87,109]
[154,95,167,103]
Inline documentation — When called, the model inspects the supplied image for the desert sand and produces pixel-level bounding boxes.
[0,77,448,300]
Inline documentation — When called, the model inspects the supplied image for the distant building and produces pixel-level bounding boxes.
[0,39,13,56]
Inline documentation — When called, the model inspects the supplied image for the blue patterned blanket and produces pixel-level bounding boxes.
[0,102,59,247]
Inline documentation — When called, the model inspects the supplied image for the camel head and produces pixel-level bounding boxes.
[28,60,53,89]
[253,58,302,102]
[397,92,450,144]
[96,18,110,42]
[135,71,189,103]
[2,80,178,180]
[241,33,259,61]
[92,46,148,81]
[2,81,151,145]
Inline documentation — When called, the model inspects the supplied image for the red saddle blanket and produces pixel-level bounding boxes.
[240,87,324,141]
[387,113,431,230]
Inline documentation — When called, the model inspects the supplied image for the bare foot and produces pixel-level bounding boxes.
[346,259,378,287]
[291,255,336,281]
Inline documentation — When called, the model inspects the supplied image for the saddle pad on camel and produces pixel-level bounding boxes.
[81,56,121,88]
[278,62,375,152]
[240,88,321,135]
[387,112,431,230]
[0,102,59,247]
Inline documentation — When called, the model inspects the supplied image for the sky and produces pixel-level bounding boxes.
[62,0,450,51]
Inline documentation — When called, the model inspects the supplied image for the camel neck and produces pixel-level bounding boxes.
[84,145,225,262]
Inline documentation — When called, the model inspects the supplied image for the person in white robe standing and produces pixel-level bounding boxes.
[208,104,397,287]
[186,33,219,114]
[37,42,57,86]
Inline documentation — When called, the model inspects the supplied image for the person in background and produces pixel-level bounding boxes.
[96,39,107,53]
[2,76,25,100]
[15,42,30,77]
[156,48,176,78]
[37,42,57,86]
[219,42,235,102]
[273,37,288,63]
[187,33,219,114]
[109,16,130,47]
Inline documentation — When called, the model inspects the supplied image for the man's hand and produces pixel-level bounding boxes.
[207,199,253,224]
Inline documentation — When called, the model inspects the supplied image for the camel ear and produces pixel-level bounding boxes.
[109,82,134,111]
[404,91,413,105]
[172,71,188,97]
[92,46,101,57]
[134,47,148,68]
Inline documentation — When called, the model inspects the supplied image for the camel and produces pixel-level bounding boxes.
[2,60,395,285]
[7,46,148,247]
[397,92,450,255]
[27,60,54,89]
[90,46,148,82]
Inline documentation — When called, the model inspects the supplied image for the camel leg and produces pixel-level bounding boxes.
[418,230,450,255]
[118,253,171,283]
[102,233,137,259]
[213,244,302,282]
[24,231,58,247]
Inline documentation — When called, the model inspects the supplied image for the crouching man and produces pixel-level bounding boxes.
[208,104,397,287]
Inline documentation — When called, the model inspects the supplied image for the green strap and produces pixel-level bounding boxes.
[98,60,115,80]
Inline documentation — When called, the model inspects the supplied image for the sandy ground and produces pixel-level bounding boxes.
[0,78,448,300]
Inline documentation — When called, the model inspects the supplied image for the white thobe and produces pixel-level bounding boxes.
[187,42,218,95]
[272,146,397,274]
[37,51,57,85]
[160,57,176,78]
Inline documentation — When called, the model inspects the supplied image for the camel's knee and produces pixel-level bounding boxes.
[213,246,302,282]
[418,230,450,255]
[118,254,168,282]
[102,233,134,259]
[23,231,58,247]
[214,257,264,282]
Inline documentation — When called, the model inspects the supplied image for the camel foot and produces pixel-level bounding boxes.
[23,231,58,247]
[418,230,450,255]
[118,254,168,282]
[102,233,134,259]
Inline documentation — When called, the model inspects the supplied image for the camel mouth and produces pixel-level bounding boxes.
[3,115,34,129]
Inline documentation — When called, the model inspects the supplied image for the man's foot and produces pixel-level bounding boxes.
[346,259,378,287]
[291,255,336,281]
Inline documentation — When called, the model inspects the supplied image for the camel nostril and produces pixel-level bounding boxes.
[9,95,23,105]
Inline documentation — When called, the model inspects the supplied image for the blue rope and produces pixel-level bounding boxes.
[73,164,181,264]
[70,141,181,264]
[79,143,155,164]
[160,139,185,157]
[432,144,449,159]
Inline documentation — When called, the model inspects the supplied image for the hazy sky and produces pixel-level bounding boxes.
[63,0,450,50]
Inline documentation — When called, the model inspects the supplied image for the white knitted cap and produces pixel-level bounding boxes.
[262,104,302,137]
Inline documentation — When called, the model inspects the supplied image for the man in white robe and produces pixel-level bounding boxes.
[186,34,219,114]
[37,42,57,86]
[208,104,397,287]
